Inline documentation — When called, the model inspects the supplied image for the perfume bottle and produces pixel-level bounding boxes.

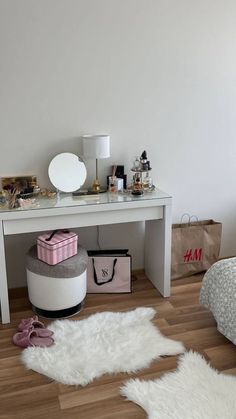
[132,173,143,195]
[142,173,153,190]
[140,150,148,171]
[108,176,118,193]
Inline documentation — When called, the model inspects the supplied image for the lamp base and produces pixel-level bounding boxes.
[72,179,108,197]
[91,189,107,194]
[90,179,107,194]
[92,179,101,193]
[72,189,107,196]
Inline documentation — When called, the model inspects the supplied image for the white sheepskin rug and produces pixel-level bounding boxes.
[121,351,236,419]
[21,307,184,386]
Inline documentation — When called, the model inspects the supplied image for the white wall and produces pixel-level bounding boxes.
[1,0,236,287]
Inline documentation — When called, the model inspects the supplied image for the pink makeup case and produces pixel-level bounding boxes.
[37,230,78,265]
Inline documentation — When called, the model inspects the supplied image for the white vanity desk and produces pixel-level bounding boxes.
[0,189,172,324]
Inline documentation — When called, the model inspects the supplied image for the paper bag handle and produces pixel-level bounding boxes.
[180,214,199,226]
[189,215,199,223]
[92,258,117,285]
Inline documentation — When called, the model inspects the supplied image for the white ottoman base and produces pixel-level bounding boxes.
[26,269,87,318]
[32,300,85,319]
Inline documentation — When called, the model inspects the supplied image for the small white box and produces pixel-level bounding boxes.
[116,178,124,191]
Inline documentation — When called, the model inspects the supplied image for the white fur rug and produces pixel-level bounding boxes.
[121,351,236,419]
[22,307,184,386]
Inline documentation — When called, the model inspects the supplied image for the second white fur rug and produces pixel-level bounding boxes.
[22,307,184,386]
[121,351,236,419]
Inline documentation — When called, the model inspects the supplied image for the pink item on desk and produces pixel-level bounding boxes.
[37,230,78,265]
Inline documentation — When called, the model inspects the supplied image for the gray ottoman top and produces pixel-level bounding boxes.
[26,245,88,278]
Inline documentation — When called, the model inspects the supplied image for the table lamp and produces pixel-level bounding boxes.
[82,134,110,193]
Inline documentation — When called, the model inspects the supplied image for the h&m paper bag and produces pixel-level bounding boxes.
[171,217,222,280]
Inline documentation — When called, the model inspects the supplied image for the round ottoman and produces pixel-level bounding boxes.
[26,245,88,318]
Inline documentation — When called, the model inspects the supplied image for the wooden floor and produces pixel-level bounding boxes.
[0,273,236,419]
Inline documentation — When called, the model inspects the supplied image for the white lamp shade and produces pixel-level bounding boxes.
[82,135,110,159]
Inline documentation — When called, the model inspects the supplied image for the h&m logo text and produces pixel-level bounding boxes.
[183,248,202,263]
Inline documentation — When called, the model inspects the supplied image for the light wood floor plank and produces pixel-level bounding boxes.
[0,273,235,418]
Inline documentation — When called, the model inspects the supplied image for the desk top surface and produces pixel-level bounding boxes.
[0,189,171,214]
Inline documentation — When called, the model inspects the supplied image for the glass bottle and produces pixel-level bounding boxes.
[142,172,153,190]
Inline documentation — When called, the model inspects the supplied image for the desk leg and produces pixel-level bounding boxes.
[0,222,10,324]
[144,204,172,297]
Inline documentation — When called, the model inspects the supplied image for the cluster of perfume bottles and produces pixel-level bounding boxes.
[131,151,153,195]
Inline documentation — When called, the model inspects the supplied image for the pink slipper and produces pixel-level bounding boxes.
[13,327,54,348]
[18,316,53,337]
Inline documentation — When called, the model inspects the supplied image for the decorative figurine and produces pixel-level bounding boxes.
[132,157,141,171]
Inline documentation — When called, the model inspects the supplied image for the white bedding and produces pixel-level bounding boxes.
[200,258,236,345]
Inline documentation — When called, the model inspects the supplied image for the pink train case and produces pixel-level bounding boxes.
[37,230,78,265]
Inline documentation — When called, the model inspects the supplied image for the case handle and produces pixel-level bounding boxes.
[45,229,70,241]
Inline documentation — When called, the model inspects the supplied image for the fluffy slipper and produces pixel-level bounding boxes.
[18,316,53,337]
[13,328,54,348]
[18,315,45,331]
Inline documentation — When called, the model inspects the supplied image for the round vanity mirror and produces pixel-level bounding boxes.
[48,153,87,192]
